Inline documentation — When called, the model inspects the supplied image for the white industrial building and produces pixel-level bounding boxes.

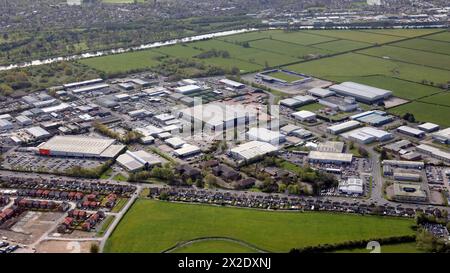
[37,135,125,158]
[308,87,334,98]
[174,144,201,157]
[317,141,345,153]
[117,150,163,172]
[416,144,450,163]
[175,84,202,94]
[338,178,363,195]
[72,83,109,94]
[26,126,51,139]
[347,127,393,144]
[246,127,285,145]
[382,160,424,169]
[418,122,440,133]
[329,82,392,103]
[432,128,450,144]
[230,141,278,162]
[280,95,315,108]
[63,78,103,89]
[291,110,316,122]
[348,131,376,144]
[397,126,425,138]
[327,120,361,135]
[0,119,13,130]
[308,151,353,164]
[165,137,186,149]
[178,102,258,131]
[219,79,245,89]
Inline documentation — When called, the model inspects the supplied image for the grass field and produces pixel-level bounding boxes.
[334,242,423,253]
[388,101,450,127]
[360,45,450,70]
[172,240,257,253]
[360,28,441,38]
[296,103,325,112]
[418,92,450,107]
[423,31,450,42]
[249,39,331,58]
[391,38,450,56]
[303,30,406,44]
[79,50,164,74]
[266,71,305,83]
[104,199,415,253]
[326,75,442,100]
[312,39,372,53]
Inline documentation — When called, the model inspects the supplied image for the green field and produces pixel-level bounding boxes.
[312,39,372,53]
[418,92,450,107]
[389,101,450,127]
[296,103,325,112]
[79,50,164,74]
[266,71,305,83]
[172,240,258,253]
[303,30,406,44]
[104,199,415,253]
[360,45,450,70]
[285,52,450,85]
[424,31,450,42]
[391,38,450,56]
[361,28,441,38]
[326,75,442,100]
[249,39,331,58]
[334,242,423,253]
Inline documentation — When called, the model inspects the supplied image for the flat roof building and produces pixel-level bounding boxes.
[247,127,285,145]
[117,150,163,172]
[219,79,245,89]
[292,110,316,122]
[175,84,202,95]
[317,141,345,153]
[327,120,361,135]
[382,160,424,169]
[26,126,51,139]
[418,122,440,133]
[393,182,427,202]
[416,144,450,163]
[393,172,421,182]
[174,144,201,158]
[397,126,425,138]
[230,141,278,163]
[308,151,353,164]
[72,83,109,94]
[37,135,125,158]
[339,177,363,195]
[165,137,186,149]
[63,78,103,89]
[308,87,334,98]
[432,128,450,144]
[0,119,13,130]
[329,82,392,103]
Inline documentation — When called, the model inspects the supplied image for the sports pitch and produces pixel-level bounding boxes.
[104,199,415,253]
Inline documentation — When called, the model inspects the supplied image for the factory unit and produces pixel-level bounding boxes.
[71,83,110,94]
[397,126,425,138]
[418,122,440,133]
[327,120,361,135]
[317,141,345,153]
[291,110,317,122]
[307,87,335,98]
[416,144,450,163]
[382,160,424,169]
[393,172,421,182]
[308,151,353,164]
[393,182,427,203]
[63,78,103,90]
[348,131,376,144]
[280,124,301,135]
[129,109,151,118]
[178,103,258,131]
[347,127,393,144]
[174,144,201,158]
[116,150,163,172]
[0,119,13,130]
[432,128,450,144]
[219,79,245,89]
[318,96,358,112]
[350,110,393,126]
[118,83,134,91]
[165,137,186,149]
[37,135,125,158]
[230,141,278,163]
[246,127,285,145]
[329,82,392,104]
[280,95,315,108]
[175,84,202,95]
[338,177,363,195]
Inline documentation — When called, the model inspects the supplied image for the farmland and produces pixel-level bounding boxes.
[104,199,415,253]
[389,101,450,127]
[391,39,450,56]
[418,92,450,107]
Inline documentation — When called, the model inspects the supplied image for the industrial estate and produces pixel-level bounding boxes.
[0,0,449,256]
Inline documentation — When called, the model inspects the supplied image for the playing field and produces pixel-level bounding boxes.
[104,199,415,253]
[265,71,305,83]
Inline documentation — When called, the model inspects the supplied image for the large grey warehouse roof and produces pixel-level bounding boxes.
[38,135,123,158]
[329,82,392,102]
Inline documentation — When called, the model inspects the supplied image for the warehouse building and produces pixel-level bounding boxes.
[175,84,202,95]
[338,177,363,195]
[280,95,315,108]
[329,82,392,103]
[382,160,424,169]
[178,102,258,131]
[432,128,450,144]
[416,144,450,163]
[393,183,427,203]
[230,141,278,163]
[26,126,51,139]
[318,96,358,112]
[397,126,425,138]
[308,151,353,164]
[63,78,103,89]
[291,110,316,122]
[72,83,110,94]
[0,119,13,130]
[165,137,186,149]
[317,141,345,153]
[37,135,125,158]
[308,87,334,98]
[246,127,285,145]
[393,172,421,182]
[350,111,393,126]
[174,144,201,158]
[347,127,393,144]
[418,122,440,133]
[327,120,361,135]
[219,79,245,89]
[117,150,163,172]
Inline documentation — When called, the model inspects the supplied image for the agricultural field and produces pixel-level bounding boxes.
[326,75,442,100]
[360,45,450,70]
[104,199,414,253]
[361,28,442,38]
[424,31,450,42]
[388,101,450,127]
[79,50,164,74]
[285,53,450,86]
[219,30,281,43]
[249,39,332,58]
[266,71,306,83]
[267,31,337,45]
[391,38,450,56]
[418,92,450,107]
[312,39,371,53]
[302,30,407,44]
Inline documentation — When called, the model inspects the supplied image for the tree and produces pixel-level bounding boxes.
[90,243,99,253]
[380,149,388,160]
[205,174,217,187]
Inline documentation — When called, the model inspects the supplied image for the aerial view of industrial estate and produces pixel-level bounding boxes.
[0,0,449,259]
